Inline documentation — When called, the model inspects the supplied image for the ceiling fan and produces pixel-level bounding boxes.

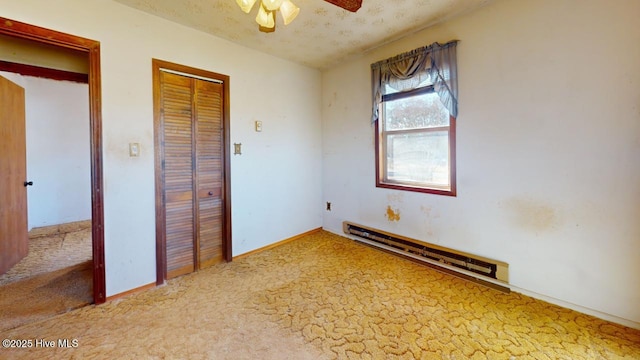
[236,0,363,33]
[324,0,362,12]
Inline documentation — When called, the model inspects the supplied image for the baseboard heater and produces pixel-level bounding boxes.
[343,221,510,293]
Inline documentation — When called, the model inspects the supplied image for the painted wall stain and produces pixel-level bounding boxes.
[420,205,432,217]
[386,205,401,222]
[420,206,434,237]
[328,92,337,108]
[387,193,404,204]
[505,198,559,233]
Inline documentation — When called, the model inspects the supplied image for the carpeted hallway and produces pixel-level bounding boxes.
[0,222,93,332]
[1,231,639,359]
[0,221,92,287]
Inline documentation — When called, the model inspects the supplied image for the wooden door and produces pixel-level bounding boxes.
[194,80,224,269]
[0,75,28,275]
[161,72,195,278]
[158,70,225,279]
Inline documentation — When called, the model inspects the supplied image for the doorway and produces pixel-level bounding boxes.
[0,17,106,304]
[153,59,232,284]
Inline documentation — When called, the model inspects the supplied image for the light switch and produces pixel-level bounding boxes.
[255,120,262,132]
[129,143,140,157]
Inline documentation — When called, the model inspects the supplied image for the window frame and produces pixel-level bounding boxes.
[375,86,457,196]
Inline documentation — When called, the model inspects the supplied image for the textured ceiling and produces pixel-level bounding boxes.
[113,0,491,69]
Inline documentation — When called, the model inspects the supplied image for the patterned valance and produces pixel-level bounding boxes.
[371,41,459,122]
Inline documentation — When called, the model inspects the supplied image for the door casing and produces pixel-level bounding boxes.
[0,17,106,304]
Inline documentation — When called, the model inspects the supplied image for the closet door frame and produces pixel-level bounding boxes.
[152,59,231,285]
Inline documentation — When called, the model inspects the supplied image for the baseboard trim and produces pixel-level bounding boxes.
[29,219,92,238]
[323,226,640,330]
[106,282,156,302]
[105,228,322,301]
[233,227,322,261]
[510,286,640,330]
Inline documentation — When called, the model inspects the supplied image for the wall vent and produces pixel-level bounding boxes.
[343,221,509,292]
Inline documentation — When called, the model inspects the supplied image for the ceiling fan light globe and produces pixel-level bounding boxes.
[280,1,300,25]
[262,0,284,11]
[255,4,275,28]
[236,0,257,13]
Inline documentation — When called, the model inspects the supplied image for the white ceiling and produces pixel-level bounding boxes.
[113,0,491,69]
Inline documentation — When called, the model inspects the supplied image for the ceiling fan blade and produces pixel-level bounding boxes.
[324,0,362,12]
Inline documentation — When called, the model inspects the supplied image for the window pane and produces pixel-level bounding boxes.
[384,92,449,131]
[386,131,450,188]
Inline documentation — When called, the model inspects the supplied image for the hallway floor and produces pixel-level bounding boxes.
[0,221,93,331]
[0,220,92,286]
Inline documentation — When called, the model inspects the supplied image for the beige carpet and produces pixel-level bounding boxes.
[0,223,92,286]
[0,222,93,332]
[1,231,639,359]
[0,260,93,332]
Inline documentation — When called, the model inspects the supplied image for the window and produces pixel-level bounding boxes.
[377,82,456,195]
[371,41,458,196]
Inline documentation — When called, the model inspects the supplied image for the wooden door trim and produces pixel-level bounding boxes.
[190,79,201,271]
[0,60,89,83]
[152,59,232,285]
[0,17,106,304]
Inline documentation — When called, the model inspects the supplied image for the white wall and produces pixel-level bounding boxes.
[322,0,640,326]
[0,72,91,230]
[0,0,322,296]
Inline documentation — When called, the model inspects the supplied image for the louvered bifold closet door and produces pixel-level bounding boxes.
[194,80,224,269]
[161,72,196,279]
[160,71,225,279]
